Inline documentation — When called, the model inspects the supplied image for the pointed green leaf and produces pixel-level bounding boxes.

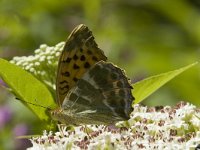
[133,62,198,104]
[0,58,56,121]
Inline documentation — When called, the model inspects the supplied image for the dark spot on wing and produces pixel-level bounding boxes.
[73,77,78,82]
[108,98,116,107]
[106,83,113,89]
[89,64,101,77]
[69,93,78,101]
[110,91,115,96]
[117,81,123,88]
[73,64,80,69]
[80,55,86,61]
[62,71,70,77]
[120,99,125,109]
[73,54,78,60]
[84,62,90,68]
[119,90,125,97]
[114,106,128,119]
[60,80,68,85]
[92,56,98,61]
[59,85,69,90]
[111,73,118,80]
[63,58,71,63]
[87,50,92,55]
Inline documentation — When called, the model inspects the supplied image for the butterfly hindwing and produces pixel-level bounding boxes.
[62,61,134,122]
[56,24,107,106]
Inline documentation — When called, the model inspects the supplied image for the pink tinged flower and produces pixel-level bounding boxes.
[13,124,32,150]
[0,79,7,87]
[0,105,12,130]
[13,124,29,137]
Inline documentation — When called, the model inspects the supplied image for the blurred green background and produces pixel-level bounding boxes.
[0,0,200,149]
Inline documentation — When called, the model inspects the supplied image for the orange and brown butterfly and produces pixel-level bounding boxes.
[50,24,134,125]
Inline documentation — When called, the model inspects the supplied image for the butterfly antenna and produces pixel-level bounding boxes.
[15,97,51,110]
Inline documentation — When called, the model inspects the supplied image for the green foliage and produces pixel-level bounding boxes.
[10,42,65,97]
[1,0,200,107]
[0,57,197,121]
[0,58,56,122]
[0,1,200,149]
[133,62,198,104]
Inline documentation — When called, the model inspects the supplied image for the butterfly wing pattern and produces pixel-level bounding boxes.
[56,24,107,106]
[51,24,134,125]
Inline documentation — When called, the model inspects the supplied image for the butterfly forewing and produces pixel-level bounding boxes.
[62,61,134,123]
[56,24,107,106]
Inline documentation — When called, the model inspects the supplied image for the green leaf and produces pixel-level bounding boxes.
[133,62,198,104]
[0,58,56,121]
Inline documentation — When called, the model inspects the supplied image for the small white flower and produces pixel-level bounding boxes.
[34,62,40,66]
[28,106,200,150]
[55,52,61,57]
[56,42,65,48]
[25,65,31,70]
[10,60,15,64]
[39,56,46,62]
[16,61,22,66]
[47,56,53,60]
[29,68,35,73]
[34,49,41,54]
[27,55,35,61]
[12,56,21,61]
[40,71,46,76]
[40,44,48,50]
[45,47,53,55]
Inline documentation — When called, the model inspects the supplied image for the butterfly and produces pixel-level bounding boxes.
[50,24,134,125]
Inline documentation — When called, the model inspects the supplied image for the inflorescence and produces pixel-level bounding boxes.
[10,42,65,90]
[27,102,200,150]
[10,42,200,150]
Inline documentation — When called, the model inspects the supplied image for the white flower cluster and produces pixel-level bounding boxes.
[27,102,200,150]
[10,42,65,89]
